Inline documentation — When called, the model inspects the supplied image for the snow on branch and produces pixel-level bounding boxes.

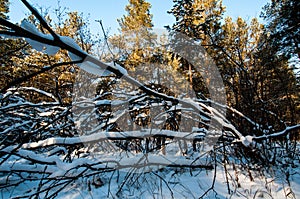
[253,124,300,141]
[8,87,59,102]
[21,129,208,149]
[0,0,244,141]
[0,1,299,198]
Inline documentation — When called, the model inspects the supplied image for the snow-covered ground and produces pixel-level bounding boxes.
[1,90,299,199]
[1,16,299,199]
[1,143,299,199]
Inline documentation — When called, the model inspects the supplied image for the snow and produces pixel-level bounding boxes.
[4,152,298,199]
[192,127,207,133]
[58,36,114,78]
[115,63,128,75]
[21,129,211,149]
[111,100,127,106]
[8,87,59,102]
[25,38,45,51]
[2,131,300,199]
[20,20,60,55]
[107,62,128,75]
[21,20,50,38]
[93,99,128,106]
[0,163,55,175]
[241,135,254,147]
[38,110,55,117]
[59,36,86,61]
[94,99,111,106]
[0,121,30,135]
[44,44,60,55]
[0,34,19,39]
[59,36,83,53]
[14,26,126,77]
[254,124,300,140]
[1,18,299,199]
[77,59,112,76]
[17,23,86,58]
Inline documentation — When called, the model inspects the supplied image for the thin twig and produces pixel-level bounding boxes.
[95,19,115,59]
[1,60,82,93]
[20,0,60,40]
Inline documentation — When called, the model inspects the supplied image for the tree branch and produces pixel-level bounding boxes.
[1,60,82,93]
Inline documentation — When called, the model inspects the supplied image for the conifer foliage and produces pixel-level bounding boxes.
[0,0,299,198]
[262,0,300,59]
[110,0,156,70]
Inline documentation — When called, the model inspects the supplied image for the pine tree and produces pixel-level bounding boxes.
[0,0,9,19]
[168,0,224,42]
[262,0,300,59]
[257,0,300,127]
[1,0,30,95]
[1,8,93,104]
[109,0,156,71]
[168,0,299,134]
[254,32,299,127]
[167,0,225,97]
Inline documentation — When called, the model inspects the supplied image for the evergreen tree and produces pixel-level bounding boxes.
[0,0,9,19]
[254,32,299,127]
[168,0,224,42]
[1,7,93,104]
[168,0,299,134]
[109,0,156,71]
[262,0,300,120]
[1,0,29,95]
[167,0,225,98]
[262,0,300,59]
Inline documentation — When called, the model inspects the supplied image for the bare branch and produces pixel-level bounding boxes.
[253,124,300,141]
[1,60,82,93]
[20,0,60,40]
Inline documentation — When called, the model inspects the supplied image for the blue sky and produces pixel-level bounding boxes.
[9,0,269,35]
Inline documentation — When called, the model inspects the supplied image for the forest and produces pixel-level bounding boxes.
[0,0,299,198]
